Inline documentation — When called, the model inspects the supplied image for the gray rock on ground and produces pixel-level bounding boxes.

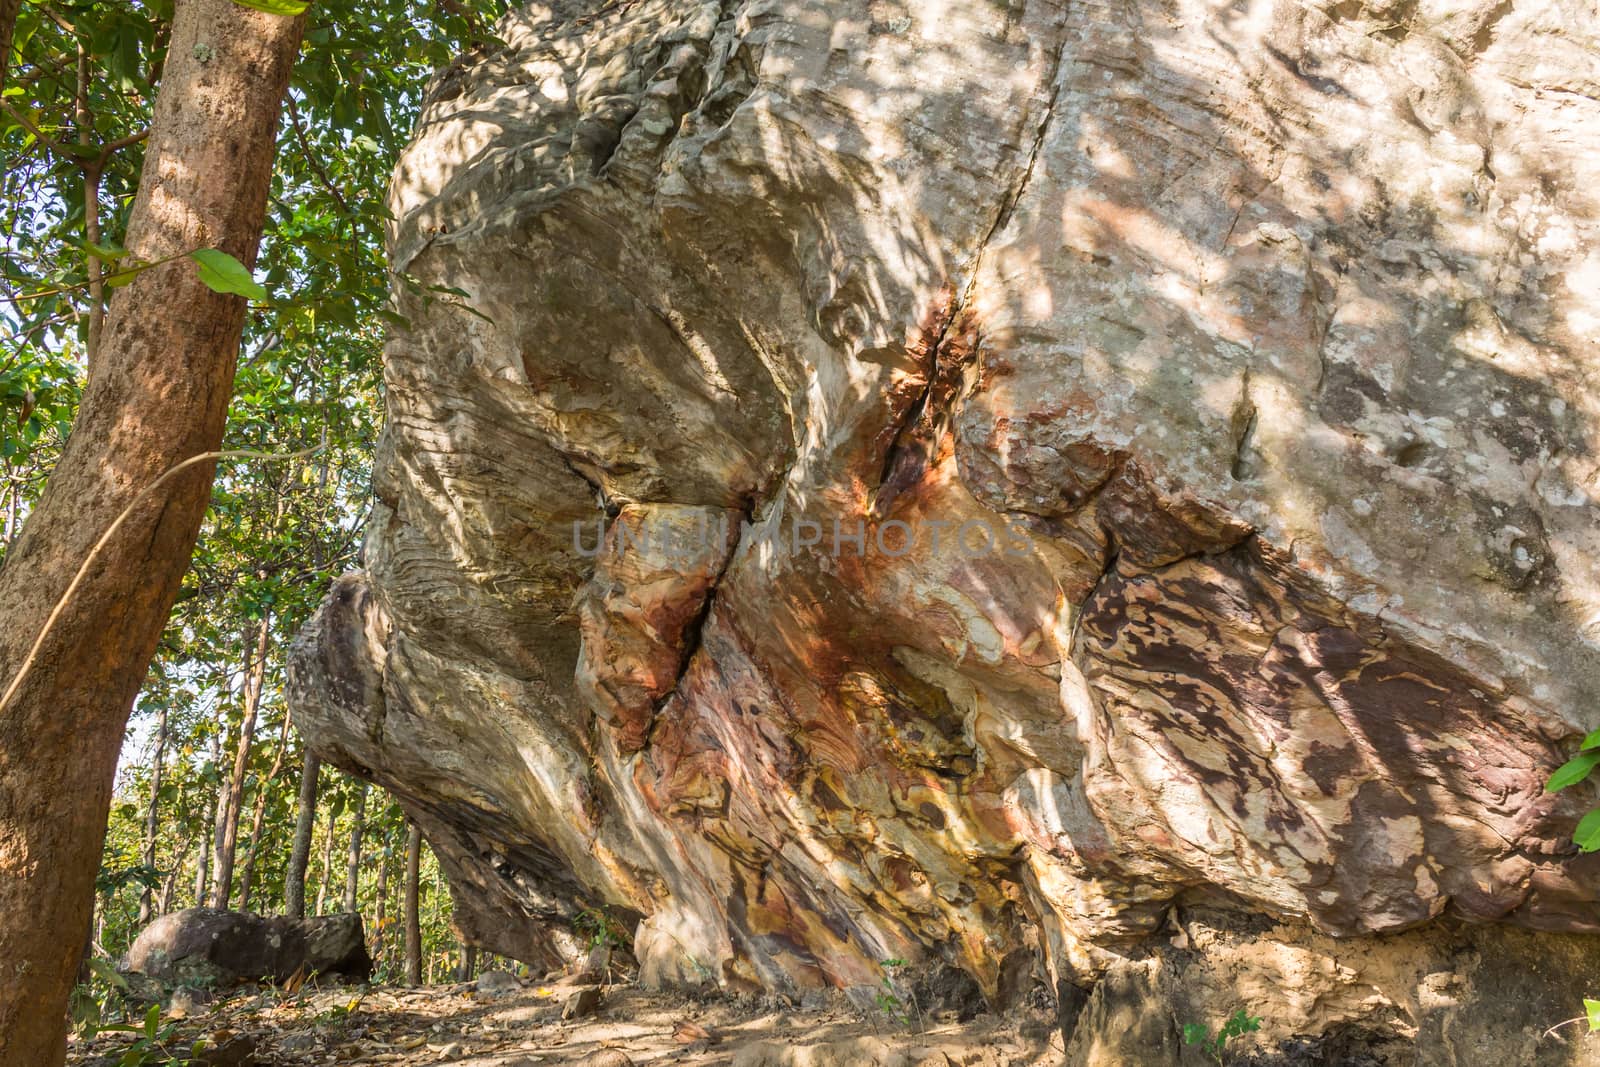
[122,907,372,988]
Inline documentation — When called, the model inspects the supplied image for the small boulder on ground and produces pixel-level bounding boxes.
[123,907,371,987]
[475,969,521,997]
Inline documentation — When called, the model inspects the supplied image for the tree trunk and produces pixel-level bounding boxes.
[314,804,336,915]
[237,710,292,910]
[372,826,391,972]
[192,804,211,907]
[0,3,303,1059]
[284,750,319,918]
[205,729,227,903]
[0,0,23,92]
[137,702,169,925]
[211,616,271,908]
[403,822,422,985]
[457,944,477,983]
[342,781,367,913]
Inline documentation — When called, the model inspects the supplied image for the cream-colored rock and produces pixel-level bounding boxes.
[289,0,1600,1053]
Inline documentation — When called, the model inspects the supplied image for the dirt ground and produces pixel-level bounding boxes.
[67,976,1064,1066]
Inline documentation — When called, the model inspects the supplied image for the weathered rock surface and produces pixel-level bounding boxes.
[123,908,371,987]
[1064,912,1600,1065]
[289,0,1600,1052]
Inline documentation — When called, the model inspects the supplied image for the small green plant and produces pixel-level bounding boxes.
[1543,730,1600,1040]
[312,992,365,1027]
[573,905,632,950]
[1541,996,1600,1042]
[1183,1008,1262,1064]
[1544,729,1600,852]
[87,1002,193,1067]
[875,958,919,1031]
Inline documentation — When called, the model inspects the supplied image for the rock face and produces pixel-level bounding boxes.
[123,909,371,986]
[289,0,1600,1054]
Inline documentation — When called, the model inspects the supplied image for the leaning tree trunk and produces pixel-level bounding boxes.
[404,822,422,985]
[211,615,271,908]
[342,781,367,913]
[137,701,169,925]
[284,750,320,918]
[0,2,302,1061]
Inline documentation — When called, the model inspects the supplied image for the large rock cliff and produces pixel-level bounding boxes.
[290,0,1600,1057]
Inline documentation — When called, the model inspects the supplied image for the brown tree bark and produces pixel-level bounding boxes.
[284,750,319,918]
[404,822,422,985]
[342,781,367,913]
[0,0,22,92]
[211,615,271,908]
[0,2,303,1061]
[137,701,169,925]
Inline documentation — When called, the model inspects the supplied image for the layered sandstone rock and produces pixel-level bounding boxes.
[289,0,1600,1056]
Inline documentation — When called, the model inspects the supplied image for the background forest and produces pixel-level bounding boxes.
[1,0,507,1002]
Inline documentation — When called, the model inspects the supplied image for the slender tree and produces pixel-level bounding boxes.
[202,731,225,905]
[211,615,270,907]
[0,1,303,1058]
[404,822,422,985]
[284,750,319,918]
[192,805,211,908]
[314,804,336,914]
[237,710,292,910]
[343,781,367,913]
[372,826,392,970]
[136,702,169,925]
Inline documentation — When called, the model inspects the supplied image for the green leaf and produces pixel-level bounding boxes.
[1183,1023,1209,1047]
[144,1001,160,1039]
[230,0,311,14]
[1574,809,1600,853]
[1547,751,1600,793]
[189,249,269,302]
[1582,730,1600,751]
[1586,998,1600,1032]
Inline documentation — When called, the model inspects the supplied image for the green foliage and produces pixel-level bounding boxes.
[1545,730,1600,853]
[1183,1008,1262,1064]
[81,1002,192,1067]
[573,905,632,951]
[875,958,918,1030]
